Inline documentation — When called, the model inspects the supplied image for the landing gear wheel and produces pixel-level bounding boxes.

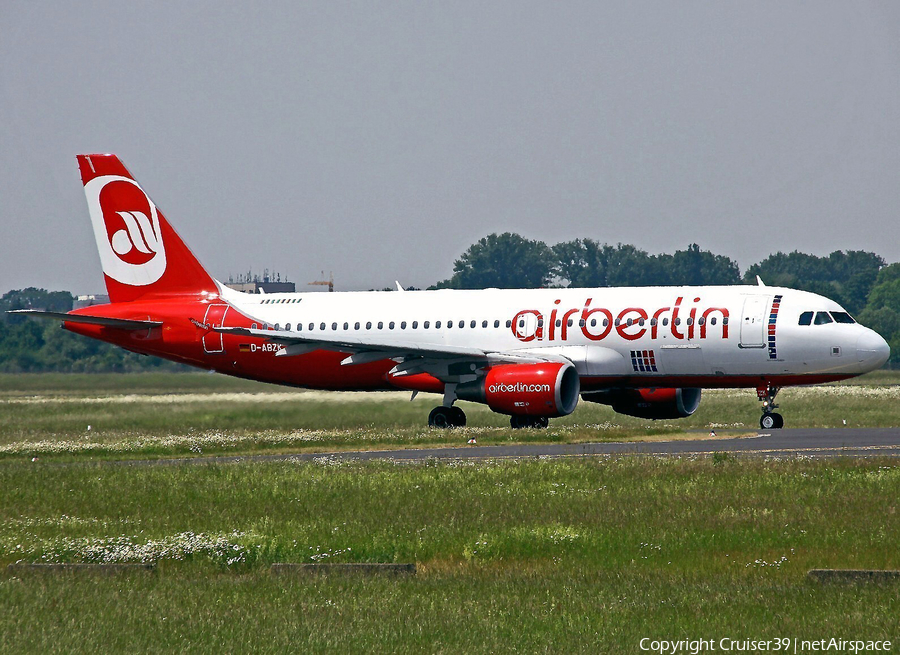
[757,384,784,430]
[449,406,467,428]
[510,415,530,429]
[535,416,549,429]
[428,406,454,429]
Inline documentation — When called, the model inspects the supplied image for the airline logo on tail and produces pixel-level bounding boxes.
[84,175,167,285]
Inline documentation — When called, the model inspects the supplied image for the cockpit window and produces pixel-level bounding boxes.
[830,311,855,324]
[798,311,813,326]
[814,312,833,325]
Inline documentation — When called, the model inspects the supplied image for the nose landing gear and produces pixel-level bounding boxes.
[757,384,784,429]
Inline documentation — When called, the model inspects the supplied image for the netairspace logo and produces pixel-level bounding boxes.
[488,382,551,394]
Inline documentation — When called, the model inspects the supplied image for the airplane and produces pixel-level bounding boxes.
[11,154,891,431]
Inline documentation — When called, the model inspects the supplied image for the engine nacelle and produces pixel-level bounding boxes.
[582,387,702,419]
[457,362,580,417]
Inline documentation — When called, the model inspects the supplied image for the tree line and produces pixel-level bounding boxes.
[2,235,898,371]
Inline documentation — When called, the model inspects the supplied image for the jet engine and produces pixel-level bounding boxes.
[457,362,580,417]
[582,387,702,419]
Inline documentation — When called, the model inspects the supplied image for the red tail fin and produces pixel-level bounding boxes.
[77,154,217,303]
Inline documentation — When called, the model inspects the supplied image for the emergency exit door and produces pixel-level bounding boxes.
[202,304,229,353]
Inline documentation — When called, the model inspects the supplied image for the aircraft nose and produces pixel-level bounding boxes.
[857,329,890,371]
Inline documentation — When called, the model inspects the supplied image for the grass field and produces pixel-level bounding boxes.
[0,373,898,651]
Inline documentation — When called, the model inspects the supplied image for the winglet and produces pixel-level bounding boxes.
[756,275,766,287]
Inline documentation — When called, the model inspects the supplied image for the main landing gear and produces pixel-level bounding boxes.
[428,384,467,428]
[757,383,784,429]
[427,406,552,429]
[428,405,467,428]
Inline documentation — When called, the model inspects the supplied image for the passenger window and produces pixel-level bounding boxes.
[482,320,488,328]
[412,321,418,329]
[320,322,326,330]
[710,317,717,326]
[308,323,313,331]
[285,323,291,331]
[831,312,855,324]
[354,322,360,330]
[447,321,453,329]
[251,323,258,330]
[494,320,500,328]
[424,321,430,329]
[470,320,476,328]
[814,312,833,325]
[567,319,574,327]
[662,318,669,326]
[579,319,585,327]
[366,322,372,329]
[506,320,512,328]
[459,320,465,328]
[436,321,442,329]
[332,322,338,330]
[798,311,813,326]
[389,321,395,329]
[343,322,349,330]
[400,321,407,329]
[377,321,383,329]
[274,323,280,331]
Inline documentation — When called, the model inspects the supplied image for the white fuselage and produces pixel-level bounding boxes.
[219,284,889,389]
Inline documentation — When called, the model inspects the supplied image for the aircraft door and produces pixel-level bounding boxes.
[739,296,769,348]
[202,304,229,353]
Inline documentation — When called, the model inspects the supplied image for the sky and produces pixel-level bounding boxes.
[2,1,899,294]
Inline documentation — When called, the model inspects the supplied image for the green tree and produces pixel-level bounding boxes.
[435,233,555,289]
[857,263,900,365]
[659,244,741,286]
[0,288,186,373]
[553,239,608,288]
[553,241,738,288]
[745,250,884,314]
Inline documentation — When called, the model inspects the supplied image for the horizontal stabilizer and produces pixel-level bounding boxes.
[8,309,162,330]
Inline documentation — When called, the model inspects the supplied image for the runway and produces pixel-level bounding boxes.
[123,427,900,467]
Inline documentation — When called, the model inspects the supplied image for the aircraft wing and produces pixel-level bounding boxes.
[214,325,562,380]
[8,309,163,330]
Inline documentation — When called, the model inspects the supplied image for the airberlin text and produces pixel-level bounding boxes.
[488,382,551,394]
[511,297,729,343]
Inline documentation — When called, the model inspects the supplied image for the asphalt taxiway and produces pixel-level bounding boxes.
[289,427,900,462]
[117,427,900,467]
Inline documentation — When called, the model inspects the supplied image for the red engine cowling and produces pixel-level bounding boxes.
[582,387,702,419]
[457,362,580,417]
